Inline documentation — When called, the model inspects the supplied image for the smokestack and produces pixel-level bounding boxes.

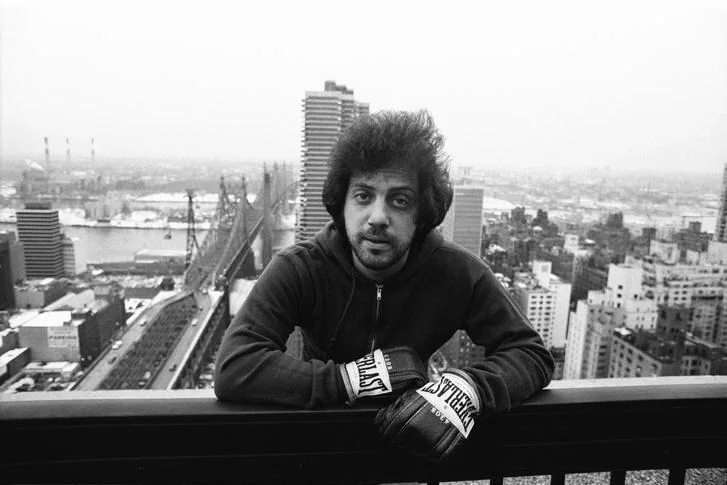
[44,137,50,170]
[66,137,71,164]
[91,137,95,164]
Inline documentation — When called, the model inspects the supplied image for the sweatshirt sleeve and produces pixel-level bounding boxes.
[214,253,348,408]
[461,267,555,416]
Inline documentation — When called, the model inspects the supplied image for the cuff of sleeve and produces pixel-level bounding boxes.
[337,364,356,405]
[442,368,481,413]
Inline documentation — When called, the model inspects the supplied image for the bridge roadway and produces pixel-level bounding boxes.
[149,290,219,389]
[73,291,187,391]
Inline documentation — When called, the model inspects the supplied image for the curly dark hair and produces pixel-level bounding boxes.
[322,110,453,241]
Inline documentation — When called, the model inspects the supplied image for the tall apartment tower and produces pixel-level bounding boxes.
[0,231,26,284]
[61,234,86,277]
[716,163,727,242]
[296,81,369,242]
[442,185,484,257]
[564,290,624,380]
[512,261,572,349]
[0,239,14,310]
[15,202,64,279]
[438,185,486,368]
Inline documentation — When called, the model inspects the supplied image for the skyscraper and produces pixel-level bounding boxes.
[0,239,14,310]
[512,261,572,349]
[442,185,484,257]
[16,202,64,279]
[287,82,368,358]
[62,234,84,277]
[296,81,369,242]
[439,185,486,368]
[715,163,727,242]
[0,231,25,284]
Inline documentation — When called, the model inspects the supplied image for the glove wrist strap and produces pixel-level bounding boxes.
[339,364,356,405]
[442,368,481,412]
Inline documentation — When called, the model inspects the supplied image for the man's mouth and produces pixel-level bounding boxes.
[363,236,390,245]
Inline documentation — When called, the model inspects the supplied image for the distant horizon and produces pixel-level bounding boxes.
[1,154,724,177]
[2,1,726,175]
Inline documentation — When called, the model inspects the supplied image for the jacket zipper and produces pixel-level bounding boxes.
[370,284,383,352]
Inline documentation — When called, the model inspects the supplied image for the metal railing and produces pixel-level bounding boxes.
[1,376,726,484]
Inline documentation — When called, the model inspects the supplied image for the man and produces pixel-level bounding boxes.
[215,110,554,462]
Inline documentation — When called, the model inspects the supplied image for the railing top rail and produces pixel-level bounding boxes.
[2,377,726,485]
[1,376,726,423]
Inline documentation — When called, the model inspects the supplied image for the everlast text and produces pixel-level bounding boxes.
[419,375,476,433]
[356,352,390,395]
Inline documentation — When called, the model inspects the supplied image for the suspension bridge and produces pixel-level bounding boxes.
[74,164,296,391]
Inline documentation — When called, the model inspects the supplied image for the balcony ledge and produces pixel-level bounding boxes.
[1,376,726,484]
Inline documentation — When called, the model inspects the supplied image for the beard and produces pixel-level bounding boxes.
[349,228,412,271]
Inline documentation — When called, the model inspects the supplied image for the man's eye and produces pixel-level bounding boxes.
[353,192,371,203]
[391,197,410,209]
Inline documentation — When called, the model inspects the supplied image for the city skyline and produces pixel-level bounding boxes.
[0,0,726,174]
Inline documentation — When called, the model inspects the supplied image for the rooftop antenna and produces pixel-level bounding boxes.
[91,137,95,165]
[66,137,71,164]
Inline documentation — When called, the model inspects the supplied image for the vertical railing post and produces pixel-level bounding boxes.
[609,470,626,485]
[668,468,686,485]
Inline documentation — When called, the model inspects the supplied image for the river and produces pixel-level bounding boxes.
[0,221,295,271]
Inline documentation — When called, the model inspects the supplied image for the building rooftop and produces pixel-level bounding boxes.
[23,361,79,374]
[15,278,68,291]
[0,347,29,365]
[43,289,95,311]
[134,249,187,259]
[686,332,722,350]
[9,311,40,329]
[20,311,80,328]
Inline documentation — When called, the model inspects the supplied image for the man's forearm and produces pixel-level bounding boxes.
[466,340,554,415]
[214,325,346,408]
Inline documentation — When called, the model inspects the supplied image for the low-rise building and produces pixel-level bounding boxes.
[0,347,31,385]
[609,306,727,378]
[0,328,19,355]
[17,294,125,367]
[14,278,71,309]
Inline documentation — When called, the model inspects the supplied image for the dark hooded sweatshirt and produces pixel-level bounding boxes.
[215,222,554,411]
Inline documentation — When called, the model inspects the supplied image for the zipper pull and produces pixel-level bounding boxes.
[371,285,384,353]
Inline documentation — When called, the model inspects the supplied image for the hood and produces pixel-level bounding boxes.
[312,221,444,285]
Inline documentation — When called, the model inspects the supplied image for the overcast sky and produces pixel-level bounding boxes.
[1,0,726,173]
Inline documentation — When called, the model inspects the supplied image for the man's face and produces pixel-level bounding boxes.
[343,167,419,281]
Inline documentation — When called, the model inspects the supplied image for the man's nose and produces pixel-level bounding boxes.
[367,199,390,227]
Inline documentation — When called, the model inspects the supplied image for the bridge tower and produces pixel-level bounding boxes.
[185,189,200,269]
[262,170,273,269]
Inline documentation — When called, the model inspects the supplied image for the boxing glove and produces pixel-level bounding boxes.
[339,346,427,404]
[375,369,481,462]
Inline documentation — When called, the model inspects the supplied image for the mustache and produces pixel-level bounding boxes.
[359,229,391,242]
